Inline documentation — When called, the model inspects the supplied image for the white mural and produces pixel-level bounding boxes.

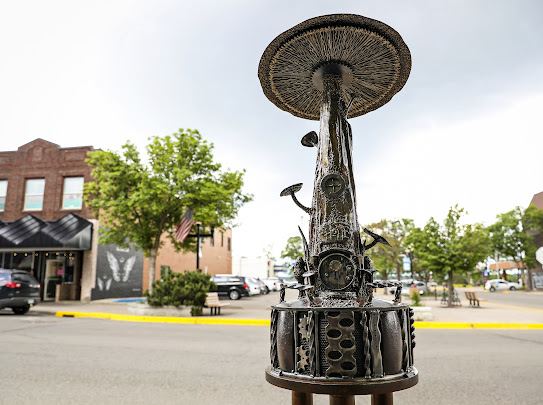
[91,243,143,300]
[106,251,136,283]
[97,277,112,291]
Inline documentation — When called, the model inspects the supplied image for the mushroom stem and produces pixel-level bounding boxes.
[290,193,311,214]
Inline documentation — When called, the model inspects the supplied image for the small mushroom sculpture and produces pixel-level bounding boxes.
[279,183,311,214]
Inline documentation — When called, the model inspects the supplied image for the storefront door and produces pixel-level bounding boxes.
[43,259,64,301]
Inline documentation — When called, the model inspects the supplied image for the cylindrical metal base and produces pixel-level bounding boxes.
[371,392,393,405]
[330,395,355,405]
[266,366,417,396]
[292,391,313,405]
[289,391,392,404]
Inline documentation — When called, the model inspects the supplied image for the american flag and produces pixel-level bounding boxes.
[174,208,195,242]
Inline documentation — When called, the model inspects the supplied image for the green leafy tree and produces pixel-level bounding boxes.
[405,205,490,307]
[488,205,543,290]
[280,236,303,270]
[84,129,252,293]
[363,219,414,283]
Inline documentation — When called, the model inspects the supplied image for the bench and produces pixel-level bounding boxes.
[465,291,480,307]
[204,292,230,315]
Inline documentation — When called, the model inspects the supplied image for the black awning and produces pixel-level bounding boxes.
[0,214,93,250]
[0,215,47,247]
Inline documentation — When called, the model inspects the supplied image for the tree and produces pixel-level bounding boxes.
[280,236,303,264]
[488,205,543,290]
[405,205,490,307]
[362,219,414,283]
[262,243,277,261]
[84,129,252,293]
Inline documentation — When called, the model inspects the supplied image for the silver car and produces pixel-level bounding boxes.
[485,279,520,292]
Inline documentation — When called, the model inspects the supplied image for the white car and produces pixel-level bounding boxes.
[485,279,520,292]
[389,280,426,296]
[245,277,264,295]
[262,277,280,292]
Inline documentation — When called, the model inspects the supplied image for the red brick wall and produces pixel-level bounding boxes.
[0,139,95,221]
[142,228,233,292]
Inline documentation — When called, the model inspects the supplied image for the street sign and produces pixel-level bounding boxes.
[402,256,411,271]
[536,247,543,265]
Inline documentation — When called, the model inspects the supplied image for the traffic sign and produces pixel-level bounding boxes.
[536,247,543,265]
[402,256,411,271]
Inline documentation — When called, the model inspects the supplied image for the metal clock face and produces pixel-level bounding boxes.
[318,253,355,290]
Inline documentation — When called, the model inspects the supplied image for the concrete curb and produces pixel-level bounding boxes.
[54,311,543,329]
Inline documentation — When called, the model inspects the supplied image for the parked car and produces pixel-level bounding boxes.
[485,279,520,292]
[389,280,426,296]
[210,275,250,300]
[262,277,280,292]
[0,269,40,314]
[246,277,265,295]
[250,277,270,294]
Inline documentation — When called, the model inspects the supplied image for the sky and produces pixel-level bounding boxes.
[1,0,542,262]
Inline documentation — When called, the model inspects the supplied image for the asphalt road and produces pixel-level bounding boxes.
[1,313,542,405]
[468,287,543,310]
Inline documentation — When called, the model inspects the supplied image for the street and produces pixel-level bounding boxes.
[1,299,542,405]
[473,288,543,310]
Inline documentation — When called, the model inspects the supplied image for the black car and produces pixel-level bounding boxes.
[0,269,40,314]
[210,275,250,300]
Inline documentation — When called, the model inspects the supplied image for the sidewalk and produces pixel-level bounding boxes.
[28,289,543,327]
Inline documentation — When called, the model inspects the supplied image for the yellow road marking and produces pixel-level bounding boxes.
[414,322,543,330]
[55,312,270,326]
[55,311,543,329]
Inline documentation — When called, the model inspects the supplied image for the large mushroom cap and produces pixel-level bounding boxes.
[258,14,411,120]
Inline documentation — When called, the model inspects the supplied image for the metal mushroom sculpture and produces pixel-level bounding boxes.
[259,14,418,405]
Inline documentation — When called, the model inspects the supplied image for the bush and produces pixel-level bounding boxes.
[410,289,422,307]
[144,271,217,311]
[191,306,203,316]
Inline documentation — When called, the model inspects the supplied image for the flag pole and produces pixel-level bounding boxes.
[196,223,201,271]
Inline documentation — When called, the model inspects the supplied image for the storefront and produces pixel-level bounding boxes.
[0,250,84,300]
[0,213,92,301]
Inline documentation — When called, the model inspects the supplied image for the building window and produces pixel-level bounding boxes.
[221,233,224,247]
[24,179,45,211]
[160,265,171,279]
[62,177,84,209]
[0,180,7,211]
[210,229,214,246]
[227,237,231,252]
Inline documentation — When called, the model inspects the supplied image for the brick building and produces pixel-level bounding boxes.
[0,139,232,302]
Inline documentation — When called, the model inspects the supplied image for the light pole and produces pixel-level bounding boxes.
[186,224,214,271]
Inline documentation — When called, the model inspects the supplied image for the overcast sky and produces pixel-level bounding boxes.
[1,1,542,261]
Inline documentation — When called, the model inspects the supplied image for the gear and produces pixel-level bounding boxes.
[298,315,309,340]
[297,345,309,372]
